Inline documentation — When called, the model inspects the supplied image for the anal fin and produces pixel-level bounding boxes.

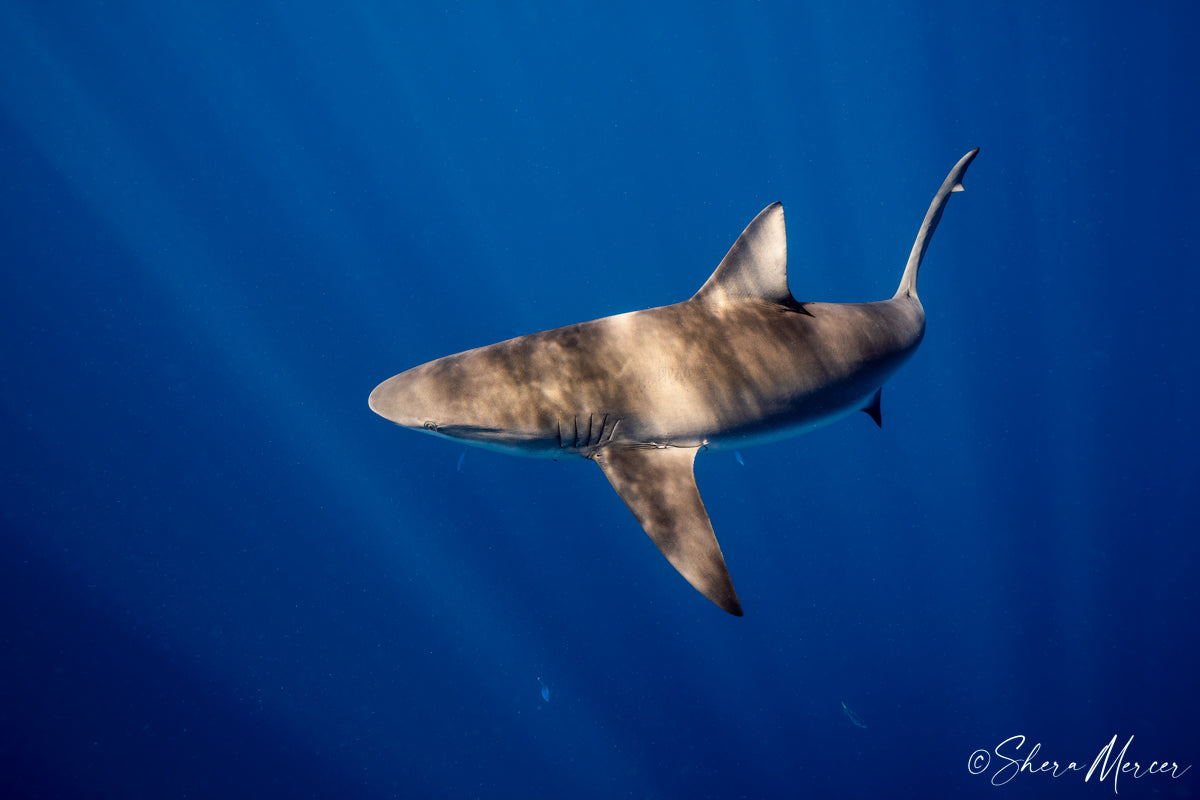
[593,445,743,616]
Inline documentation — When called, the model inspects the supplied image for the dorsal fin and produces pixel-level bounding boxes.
[692,202,794,307]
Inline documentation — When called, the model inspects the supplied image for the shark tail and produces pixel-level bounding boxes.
[895,148,979,301]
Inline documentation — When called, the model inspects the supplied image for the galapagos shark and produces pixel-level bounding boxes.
[370,149,978,616]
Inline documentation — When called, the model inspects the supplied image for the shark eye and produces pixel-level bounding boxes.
[423,421,438,431]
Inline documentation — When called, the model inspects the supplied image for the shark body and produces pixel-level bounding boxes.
[370,149,978,615]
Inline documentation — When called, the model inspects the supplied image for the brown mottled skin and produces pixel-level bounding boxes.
[370,150,978,615]
[370,297,922,456]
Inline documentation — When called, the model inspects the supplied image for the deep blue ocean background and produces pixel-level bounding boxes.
[3,2,1198,798]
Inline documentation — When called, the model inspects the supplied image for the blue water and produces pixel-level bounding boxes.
[3,2,1198,798]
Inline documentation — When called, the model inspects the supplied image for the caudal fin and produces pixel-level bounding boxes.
[895,148,979,301]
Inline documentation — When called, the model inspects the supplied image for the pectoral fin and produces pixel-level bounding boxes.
[593,445,743,616]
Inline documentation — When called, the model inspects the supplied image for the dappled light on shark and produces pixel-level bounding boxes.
[369,150,978,615]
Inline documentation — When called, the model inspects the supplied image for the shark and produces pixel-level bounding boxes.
[369,149,978,616]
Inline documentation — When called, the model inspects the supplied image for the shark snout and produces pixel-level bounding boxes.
[368,371,435,430]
